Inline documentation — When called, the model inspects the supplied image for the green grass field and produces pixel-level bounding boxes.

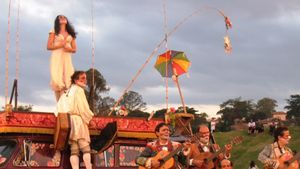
[212,126,300,169]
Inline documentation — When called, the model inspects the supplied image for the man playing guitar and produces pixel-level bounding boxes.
[186,125,232,169]
[258,126,299,169]
[136,122,189,169]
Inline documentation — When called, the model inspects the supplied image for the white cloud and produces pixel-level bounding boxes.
[277,11,300,26]
[20,1,55,21]
[0,95,55,112]
[109,85,123,98]
[1,0,300,117]
[143,85,179,96]
[32,104,55,113]
[76,24,93,35]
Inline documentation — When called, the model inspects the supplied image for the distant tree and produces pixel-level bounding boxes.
[85,68,114,116]
[248,111,268,121]
[85,68,110,100]
[97,96,115,116]
[177,106,198,114]
[249,97,277,120]
[217,97,254,130]
[17,104,33,112]
[198,112,209,119]
[216,120,232,132]
[285,94,300,119]
[153,108,167,118]
[191,112,208,133]
[127,110,149,118]
[120,91,146,112]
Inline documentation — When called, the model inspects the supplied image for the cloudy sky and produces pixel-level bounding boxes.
[1,0,300,117]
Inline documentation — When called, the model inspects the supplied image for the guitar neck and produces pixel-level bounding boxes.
[207,146,226,161]
[161,146,184,162]
[207,138,239,161]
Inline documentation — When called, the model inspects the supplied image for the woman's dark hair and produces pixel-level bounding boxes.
[54,15,77,38]
[274,126,289,142]
[155,123,169,133]
[71,71,85,84]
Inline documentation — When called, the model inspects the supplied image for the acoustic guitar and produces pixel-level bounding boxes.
[193,136,243,169]
[138,145,184,169]
[264,152,300,169]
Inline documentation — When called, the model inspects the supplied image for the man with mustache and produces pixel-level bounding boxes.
[186,125,232,169]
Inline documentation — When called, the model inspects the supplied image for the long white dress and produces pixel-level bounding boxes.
[49,29,74,92]
[56,84,94,144]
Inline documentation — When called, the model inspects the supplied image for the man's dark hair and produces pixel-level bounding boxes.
[274,126,289,142]
[155,122,169,133]
[71,70,85,84]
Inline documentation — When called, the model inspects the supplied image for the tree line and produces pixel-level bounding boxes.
[84,68,300,130]
[13,68,300,131]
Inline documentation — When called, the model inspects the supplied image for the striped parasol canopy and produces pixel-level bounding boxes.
[154,50,191,77]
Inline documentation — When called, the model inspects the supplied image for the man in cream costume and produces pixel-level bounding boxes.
[56,70,94,169]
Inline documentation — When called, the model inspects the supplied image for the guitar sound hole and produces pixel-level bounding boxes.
[159,159,164,165]
[284,161,290,166]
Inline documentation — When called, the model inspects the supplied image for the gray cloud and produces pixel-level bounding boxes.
[1,0,300,114]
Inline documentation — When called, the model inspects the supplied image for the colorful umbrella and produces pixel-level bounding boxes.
[154,50,191,115]
[154,50,191,78]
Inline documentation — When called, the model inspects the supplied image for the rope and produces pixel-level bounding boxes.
[168,6,228,36]
[163,0,169,111]
[109,6,229,116]
[90,0,96,111]
[16,0,21,80]
[5,0,12,105]
[212,7,230,35]
[108,39,166,116]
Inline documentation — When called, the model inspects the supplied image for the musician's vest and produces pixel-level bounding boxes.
[271,142,293,159]
[148,140,174,153]
[198,143,215,153]
[146,141,178,169]
[195,143,219,169]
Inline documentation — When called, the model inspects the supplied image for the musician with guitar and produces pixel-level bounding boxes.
[135,122,189,169]
[186,125,232,169]
[258,126,299,169]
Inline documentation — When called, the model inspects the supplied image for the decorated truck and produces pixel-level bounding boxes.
[0,111,164,169]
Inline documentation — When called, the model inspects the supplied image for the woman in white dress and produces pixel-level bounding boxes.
[47,15,77,101]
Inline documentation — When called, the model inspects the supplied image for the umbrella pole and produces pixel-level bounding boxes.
[173,76,187,114]
[174,76,194,135]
